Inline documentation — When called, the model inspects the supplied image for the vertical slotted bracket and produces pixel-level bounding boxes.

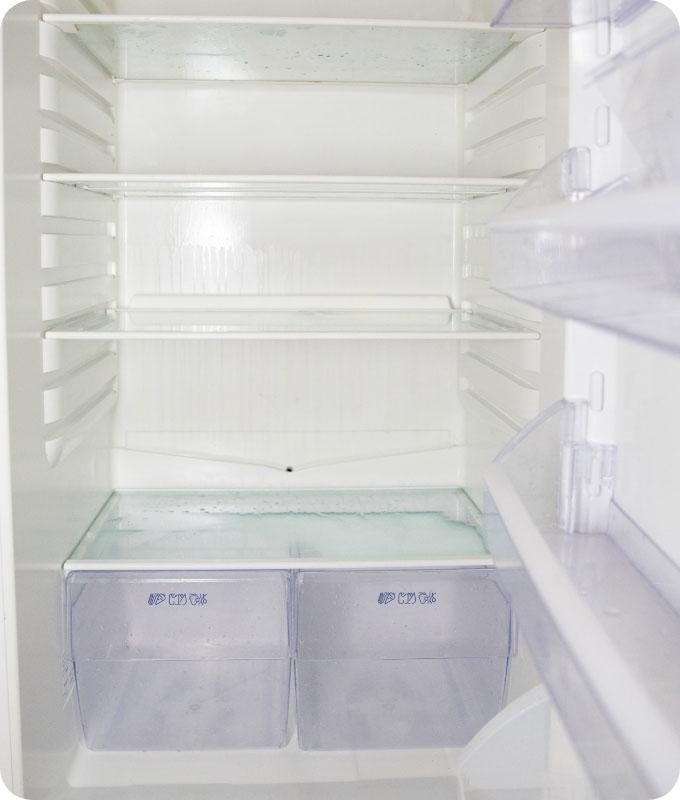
[559,401,616,534]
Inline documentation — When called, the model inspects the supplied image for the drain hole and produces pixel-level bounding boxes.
[286,466,294,473]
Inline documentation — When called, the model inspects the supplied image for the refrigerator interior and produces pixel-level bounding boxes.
[1,0,679,798]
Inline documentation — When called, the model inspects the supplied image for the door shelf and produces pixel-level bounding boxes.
[64,488,491,572]
[43,300,539,342]
[589,26,680,184]
[491,0,651,27]
[484,399,680,800]
[489,147,680,354]
[42,173,525,201]
[42,14,534,84]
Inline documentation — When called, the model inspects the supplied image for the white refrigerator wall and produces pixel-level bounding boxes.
[461,30,568,503]
[110,30,566,494]
[3,3,114,797]
[112,77,466,488]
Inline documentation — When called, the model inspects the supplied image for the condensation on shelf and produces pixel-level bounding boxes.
[42,14,535,84]
[64,487,490,571]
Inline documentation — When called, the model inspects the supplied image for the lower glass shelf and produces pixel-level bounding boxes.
[65,488,491,572]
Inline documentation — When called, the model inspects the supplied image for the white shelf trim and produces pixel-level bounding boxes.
[42,14,535,35]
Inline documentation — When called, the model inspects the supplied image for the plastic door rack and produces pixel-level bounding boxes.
[484,399,680,799]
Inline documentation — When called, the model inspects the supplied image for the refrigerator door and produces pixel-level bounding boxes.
[485,6,680,794]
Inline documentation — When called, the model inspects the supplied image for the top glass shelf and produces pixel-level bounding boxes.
[42,14,535,84]
[64,488,490,571]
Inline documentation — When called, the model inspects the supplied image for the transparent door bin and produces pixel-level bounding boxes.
[483,399,680,799]
[295,569,512,750]
[66,570,291,750]
[492,0,651,27]
[489,147,680,354]
[590,24,680,183]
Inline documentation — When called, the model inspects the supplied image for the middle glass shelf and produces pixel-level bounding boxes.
[42,173,525,200]
[44,298,539,341]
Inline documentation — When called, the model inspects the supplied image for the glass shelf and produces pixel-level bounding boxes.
[64,488,490,572]
[44,302,539,342]
[484,399,680,800]
[42,14,533,84]
[41,173,525,201]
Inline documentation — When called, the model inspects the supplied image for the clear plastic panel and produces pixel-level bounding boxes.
[492,0,651,27]
[489,147,680,353]
[76,659,291,750]
[484,400,680,799]
[296,656,507,750]
[295,569,511,660]
[67,570,291,660]
[590,26,680,182]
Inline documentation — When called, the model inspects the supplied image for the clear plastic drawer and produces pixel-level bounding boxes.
[295,569,512,750]
[66,570,291,750]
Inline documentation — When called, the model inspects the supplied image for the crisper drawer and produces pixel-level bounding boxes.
[295,568,511,750]
[66,570,291,751]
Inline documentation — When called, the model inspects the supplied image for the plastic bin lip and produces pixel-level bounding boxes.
[65,567,294,580]
[72,655,290,662]
[64,556,494,573]
[295,565,498,579]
